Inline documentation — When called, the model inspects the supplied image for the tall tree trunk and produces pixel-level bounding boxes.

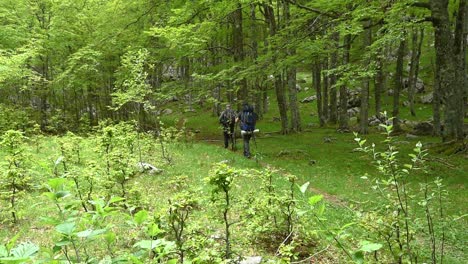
[339,34,351,131]
[284,0,301,132]
[264,2,289,134]
[314,63,324,127]
[430,0,466,141]
[432,60,442,136]
[408,28,424,117]
[232,3,247,103]
[251,4,263,117]
[322,58,329,122]
[393,36,406,132]
[375,56,384,119]
[359,22,372,134]
[329,32,339,124]
[288,66,301,131]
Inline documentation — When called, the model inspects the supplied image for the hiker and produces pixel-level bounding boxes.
[236,103,258,158]
[219,103,237,149]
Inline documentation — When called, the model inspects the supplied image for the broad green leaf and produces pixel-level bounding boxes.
[147,223,161,237]
[352,251,364,264]
[133,240,160,250]
[10,242,38,258]
[107,196,125,205]
[359,240,383,252]
[308,195,323,206]
[0,245,8,257]
[0,257,30,263]
[56,222,76,236]
[133,210,148,225]
[76,229,107,238]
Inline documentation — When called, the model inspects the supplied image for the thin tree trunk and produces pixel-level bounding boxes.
[359,21,372,134]
[264,2,289,134]
[339,34,351,131]
[284,0,301,132]
[408,28,424,117]
[375,56,384,119]
[393,36,406,132]
[329,32,339,124]
[322,58,329,122]
[232,3,247,103]
[314,63,324,127]
[432,59,442,136]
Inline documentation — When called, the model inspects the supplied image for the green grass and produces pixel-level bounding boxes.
[1,81,466,262]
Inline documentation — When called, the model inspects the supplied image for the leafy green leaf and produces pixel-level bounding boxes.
[0,245,8,257]
[308,195,323,206]
[359,240,383,252]
[133,210,148,225]
[56,222,76,236]
[10,242,38,258]
[76,229,107,239]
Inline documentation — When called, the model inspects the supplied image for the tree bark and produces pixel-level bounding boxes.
[314,63,324,127]
[339,34,351,131]
[322,58,329,123]
[430,0,466,141]
[393,36,406,132]
[284,0,301,132]
[329,32,339,124]
[232,3,248,104]
[408,28,424,117]
[359,22,372,134]
[375,56,384,119]
[264,2,289,134]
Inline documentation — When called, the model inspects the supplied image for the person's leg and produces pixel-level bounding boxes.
[223,129,229,148]
[229,124,235,149]
[243,134,251,157]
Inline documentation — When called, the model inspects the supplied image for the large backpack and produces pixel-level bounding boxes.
[241,110,256,131]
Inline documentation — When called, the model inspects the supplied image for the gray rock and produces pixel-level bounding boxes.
[162,108,173,115]
[137,162,163,175]
[347,88,361,108]
[369,120,382,127]
[403,77,425,93]
[240,256,262,264]
[347,107,360,118]
[413,121,434,135]
[406,133,419,139]
[296,84,302,92]
[420,93,433,104]
[415,79,425,93]
[403,101,410,107]
[301,95,317,103]
[403,120,418,128]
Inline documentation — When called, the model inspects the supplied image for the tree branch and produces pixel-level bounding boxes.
[285,0,339,18]
[411,2,431,10]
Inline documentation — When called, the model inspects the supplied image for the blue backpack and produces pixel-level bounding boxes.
[241,110,256,131]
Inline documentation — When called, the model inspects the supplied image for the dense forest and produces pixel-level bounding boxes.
[0,0,466,139]
[0,0,467,263]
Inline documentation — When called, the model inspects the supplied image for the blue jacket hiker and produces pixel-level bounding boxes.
[236,103,258,158]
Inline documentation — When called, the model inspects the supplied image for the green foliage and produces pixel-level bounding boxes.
[353,124,451,263]
[0,130,32,223]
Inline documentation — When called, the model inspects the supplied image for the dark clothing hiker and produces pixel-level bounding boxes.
[219,105,237,149]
